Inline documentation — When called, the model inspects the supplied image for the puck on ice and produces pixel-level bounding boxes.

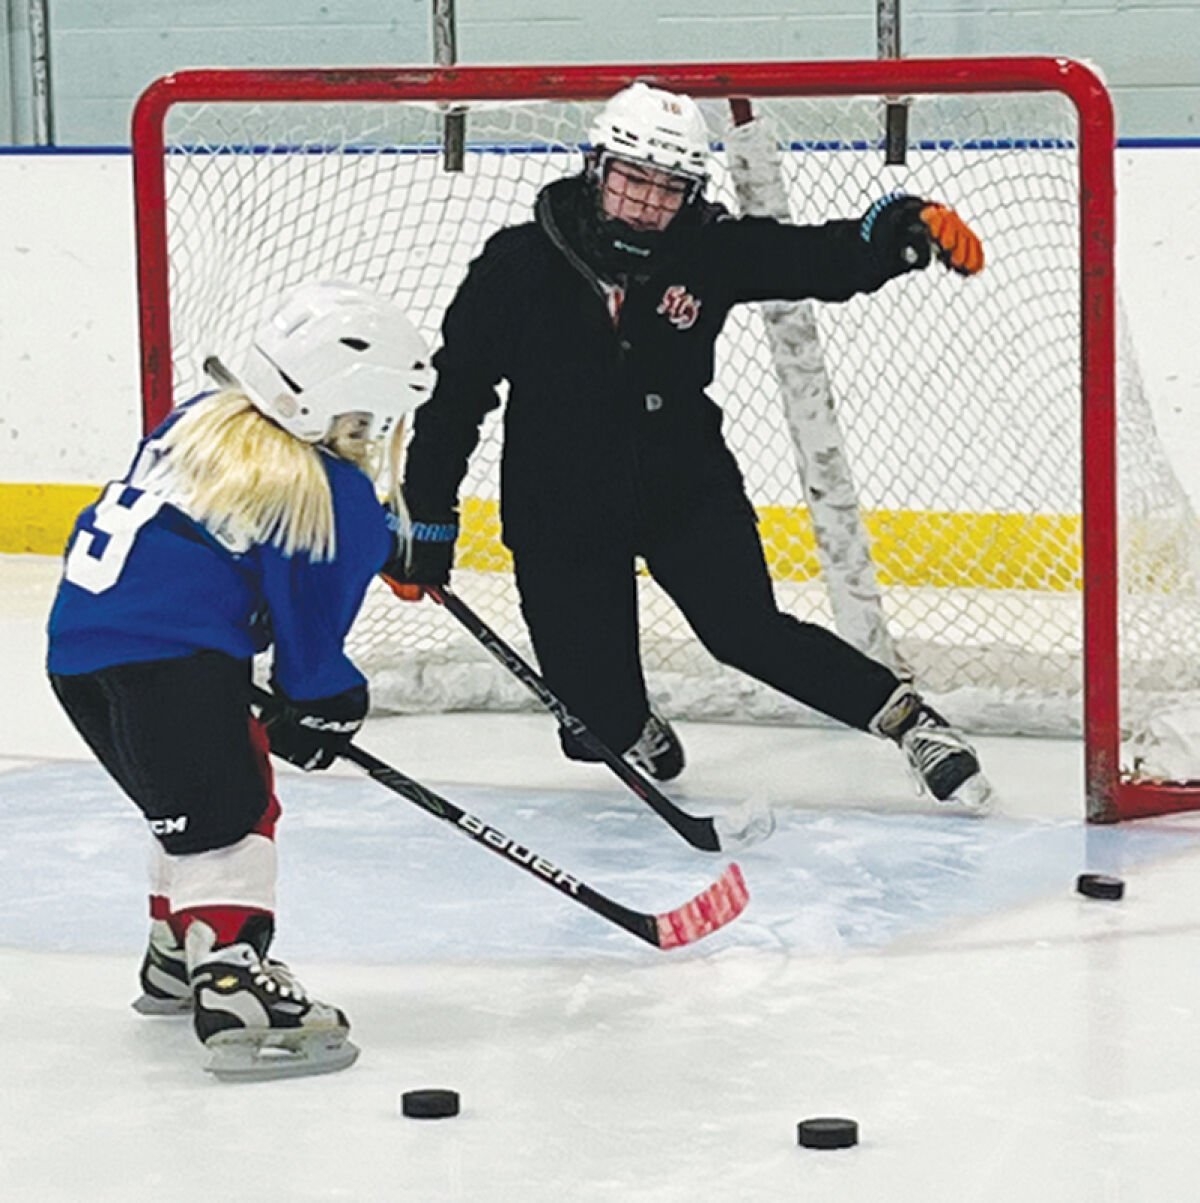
[797,1117,858,1149]
[400,1089,460,1119]
[1076,873,1125,901]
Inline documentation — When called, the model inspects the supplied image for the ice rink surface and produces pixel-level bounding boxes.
[6,553,1200,1201]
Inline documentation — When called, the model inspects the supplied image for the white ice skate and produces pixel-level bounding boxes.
[187,917,359,1082]
[131,918,192,1015]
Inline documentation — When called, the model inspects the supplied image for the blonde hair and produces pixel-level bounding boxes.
[155,390,396,561]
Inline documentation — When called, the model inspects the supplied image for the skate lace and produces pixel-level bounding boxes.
[905,726,963,775]
[251,958,309,1002]
[630,716,671,761]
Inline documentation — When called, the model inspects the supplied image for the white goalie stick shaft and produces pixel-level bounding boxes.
[250,686,748,949]
[430,586,753,853]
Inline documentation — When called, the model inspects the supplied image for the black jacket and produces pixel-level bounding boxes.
[403,175,908,555]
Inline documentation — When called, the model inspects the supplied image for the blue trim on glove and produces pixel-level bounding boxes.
[860,191,907,242]
[411,521,458,543]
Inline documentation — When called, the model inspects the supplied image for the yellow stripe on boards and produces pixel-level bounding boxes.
[457,495,512,573]
[0,484,100,555]
[4,483,1084,592]
[759,507,1083,592]
[455,497,1084,592]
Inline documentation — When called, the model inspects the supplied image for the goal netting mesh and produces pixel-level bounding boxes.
[145,78,1200,781]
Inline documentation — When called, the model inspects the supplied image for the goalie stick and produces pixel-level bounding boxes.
[428,586,775,854]
[250,686,748,949]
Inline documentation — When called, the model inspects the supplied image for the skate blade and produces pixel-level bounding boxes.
[132,993,193,1016]
[937,773,994,817]
[203,1028,360,1082]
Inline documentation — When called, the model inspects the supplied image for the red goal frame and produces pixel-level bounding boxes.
[130,57,1177,824]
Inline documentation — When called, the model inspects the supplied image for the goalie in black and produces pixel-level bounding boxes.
[393,81,992,813]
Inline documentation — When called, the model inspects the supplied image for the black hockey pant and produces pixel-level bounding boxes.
[49,651,274,856]
[513,495,904,757]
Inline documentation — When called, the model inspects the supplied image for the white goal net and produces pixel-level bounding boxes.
[133,62,1200,814]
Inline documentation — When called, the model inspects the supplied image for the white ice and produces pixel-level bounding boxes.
[5,552,1200,1202]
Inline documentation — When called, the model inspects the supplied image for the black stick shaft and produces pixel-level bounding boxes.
[250,684,661,944]
[430,586,721,852]
[340,742,662,945]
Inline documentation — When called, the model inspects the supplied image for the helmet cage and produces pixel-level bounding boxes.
[591,150,706,210]
[587,82,711,196]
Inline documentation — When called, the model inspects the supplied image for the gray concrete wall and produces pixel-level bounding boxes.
[0,7,11,143]
[3,0,1200,145]
[3,0,31,142]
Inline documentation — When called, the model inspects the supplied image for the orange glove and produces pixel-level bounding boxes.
[862,193,985,278]
[384,576,429,603]
[919,203,985,276]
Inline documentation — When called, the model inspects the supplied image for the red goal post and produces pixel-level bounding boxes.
[130,58,1199,824]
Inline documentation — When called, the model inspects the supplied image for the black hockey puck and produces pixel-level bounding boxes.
[400,1089,460,1119]
[1076,873,1125,901]
[797,1117,858,1149]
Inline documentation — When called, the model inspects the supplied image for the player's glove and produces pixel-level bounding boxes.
[861,193,984,277]
[381,500,458,603]
[261,683,368,771]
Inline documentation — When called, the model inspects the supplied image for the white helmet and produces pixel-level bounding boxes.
[231,280,433,443]
[588,82,710,185]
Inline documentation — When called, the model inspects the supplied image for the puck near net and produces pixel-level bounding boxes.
[1076,873,1125,901]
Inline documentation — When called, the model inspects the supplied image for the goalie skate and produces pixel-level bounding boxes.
[187,917,359,1082]
[872,685,993,816]
[899,714,993,816]
[625,710,685,782]
[131,918,192,1015]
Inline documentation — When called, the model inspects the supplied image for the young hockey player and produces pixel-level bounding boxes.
[47,280,432,1080]
[392,81,992,812]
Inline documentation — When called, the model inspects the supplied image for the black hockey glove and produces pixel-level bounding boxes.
[261,683,368,771]
[860,193,984,277]
[381,501,459,602]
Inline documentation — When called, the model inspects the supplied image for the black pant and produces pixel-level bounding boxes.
[514,495,901,754]
[50,651,271,856]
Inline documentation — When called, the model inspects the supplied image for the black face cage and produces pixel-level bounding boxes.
[588,148,708,208]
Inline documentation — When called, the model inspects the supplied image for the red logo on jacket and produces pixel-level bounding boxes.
[657,285,701,331]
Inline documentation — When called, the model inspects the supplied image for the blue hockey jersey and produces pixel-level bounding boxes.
[47,401,394,701]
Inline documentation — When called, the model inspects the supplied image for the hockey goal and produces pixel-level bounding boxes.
[131,59,1200,822]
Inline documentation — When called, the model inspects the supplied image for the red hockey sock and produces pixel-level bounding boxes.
[248,716,282,839]
[174,904,272,948]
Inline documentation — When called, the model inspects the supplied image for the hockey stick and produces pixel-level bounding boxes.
[428,585,775,854]
[250,686,747,949]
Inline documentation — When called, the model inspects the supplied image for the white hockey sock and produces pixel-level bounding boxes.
[167,832,278,915]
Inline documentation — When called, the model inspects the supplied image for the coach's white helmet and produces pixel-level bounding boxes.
[233,280,433,443]
[589,82,710,185]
